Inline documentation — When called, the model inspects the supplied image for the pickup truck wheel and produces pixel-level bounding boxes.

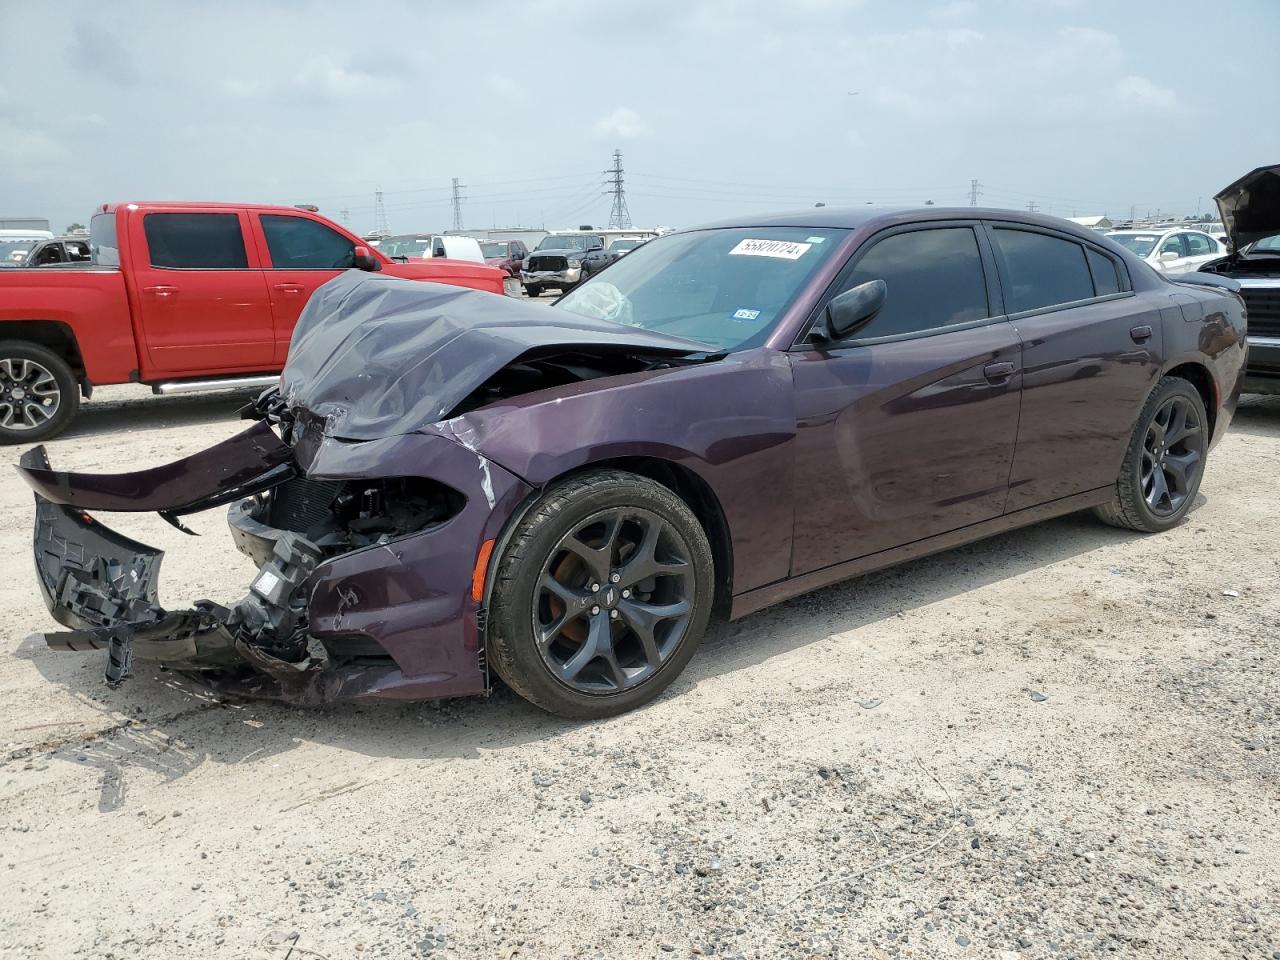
[487,470,714,719]
[524,284,542,298]
[0,341,79,444]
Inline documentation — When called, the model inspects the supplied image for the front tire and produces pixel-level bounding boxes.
[524,283,542,298]
[488,470,714,719]
[0,340,79,445]
[1094,376,1208,532]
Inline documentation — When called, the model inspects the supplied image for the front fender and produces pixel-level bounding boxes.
[443,348,797,594]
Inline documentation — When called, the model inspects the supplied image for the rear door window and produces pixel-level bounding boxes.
[992,228,1094,313]
[260,215,355,269]
[143,213,248,269]
[1159,234,1187,258]
[835,227,991,339]
[1184,232,1213,257]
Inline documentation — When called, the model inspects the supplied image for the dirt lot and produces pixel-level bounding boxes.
[1,387,1277,960]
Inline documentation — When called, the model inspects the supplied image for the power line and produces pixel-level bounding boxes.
[450,178,466,232]
[604,149,632,230]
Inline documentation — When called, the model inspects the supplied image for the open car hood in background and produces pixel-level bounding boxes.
[1214,164,1280,252]
[280,272,711,441]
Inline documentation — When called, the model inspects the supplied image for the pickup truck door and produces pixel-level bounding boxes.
[130,211,274,373]
[252,213,358,362]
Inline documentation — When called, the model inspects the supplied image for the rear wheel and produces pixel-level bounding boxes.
[488,470,714,719]
[0,340,79,444]
[1094,376,1208,532]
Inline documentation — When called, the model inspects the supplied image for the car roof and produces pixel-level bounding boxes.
[684,206,1117,240]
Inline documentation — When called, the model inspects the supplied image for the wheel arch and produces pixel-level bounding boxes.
[0,321,88,387]
[1162,360,1217,438]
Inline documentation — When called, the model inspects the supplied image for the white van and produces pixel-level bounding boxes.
[378,233,486,264]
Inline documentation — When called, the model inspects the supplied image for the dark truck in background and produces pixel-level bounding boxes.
[520,233,618,297]
[1195,163,1280,394]
[0,201,506,443]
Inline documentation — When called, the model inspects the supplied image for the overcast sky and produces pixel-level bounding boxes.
[2,0,1276,235]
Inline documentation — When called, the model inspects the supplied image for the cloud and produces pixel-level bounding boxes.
[594,107,651,140]
[1114,75,1180,113]
[486,73,521,98]
[69,23,139,85]
[930,1,976,21]
[292,55,379,100]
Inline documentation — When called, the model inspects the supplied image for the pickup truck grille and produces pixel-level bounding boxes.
[1242,289,1280,338]
[528,255,567,272]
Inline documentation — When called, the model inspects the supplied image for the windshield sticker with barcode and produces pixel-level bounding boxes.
[728,238,812,260]
[732,308,761,321]
[805,236,827,243]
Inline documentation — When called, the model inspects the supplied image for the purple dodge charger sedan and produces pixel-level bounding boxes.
[18,208,1247,718]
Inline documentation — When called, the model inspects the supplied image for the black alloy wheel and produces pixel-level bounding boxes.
[1095,375,1208,533]
[487,470,714,718]
[1140,393,1204,517]
[533,506,694,694]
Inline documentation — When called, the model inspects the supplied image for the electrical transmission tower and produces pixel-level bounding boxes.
[339,207,350,226]
[967,178,983,207]
[451,178,466,232]
[373,187,389,237]
[1026,200,1039,214]
[605,150,632,230]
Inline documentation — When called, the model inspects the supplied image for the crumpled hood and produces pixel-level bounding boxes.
[1214,164,1280,252]
[280,271,710,441]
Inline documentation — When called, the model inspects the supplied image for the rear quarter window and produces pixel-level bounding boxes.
[1086,248,1122,296]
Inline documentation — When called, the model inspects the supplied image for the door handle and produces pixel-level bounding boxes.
[272,283,304,293]
[983,361,1016,383]
[143,285,177,298]
[1130,324,1153,344]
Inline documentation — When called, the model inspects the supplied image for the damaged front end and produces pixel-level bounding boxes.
[19,419,526,705]
[18,271,713,706]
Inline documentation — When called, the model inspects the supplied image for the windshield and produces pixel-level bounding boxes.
[1245,235,1280,255]
[1108,234,1159,258]
[380,237,432,258]
[479,241,509,257]
[537,235,595,252]
[0,239,38,264]
[609,239,642,251]
[556,227,847,351]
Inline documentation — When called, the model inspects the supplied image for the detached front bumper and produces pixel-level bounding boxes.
[18,423,532,705]
[521,267,582,287]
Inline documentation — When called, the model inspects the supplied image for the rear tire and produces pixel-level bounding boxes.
[488,470,714,719]
[0,340,79,445]
[1094,376,1208,532]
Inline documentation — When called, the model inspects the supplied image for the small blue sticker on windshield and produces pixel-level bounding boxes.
[805,236,826,243]
[733,308,761,321]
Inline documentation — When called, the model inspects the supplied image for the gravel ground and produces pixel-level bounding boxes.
[1,386,1277,960]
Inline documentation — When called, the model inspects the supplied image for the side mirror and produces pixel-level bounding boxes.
[1159,250,1180,262]
[352,245,380,271]
[817,279,887,341]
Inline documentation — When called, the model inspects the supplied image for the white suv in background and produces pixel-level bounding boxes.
[1106,227,1225,275]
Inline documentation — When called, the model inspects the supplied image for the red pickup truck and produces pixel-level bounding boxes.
[0,201,506,443]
